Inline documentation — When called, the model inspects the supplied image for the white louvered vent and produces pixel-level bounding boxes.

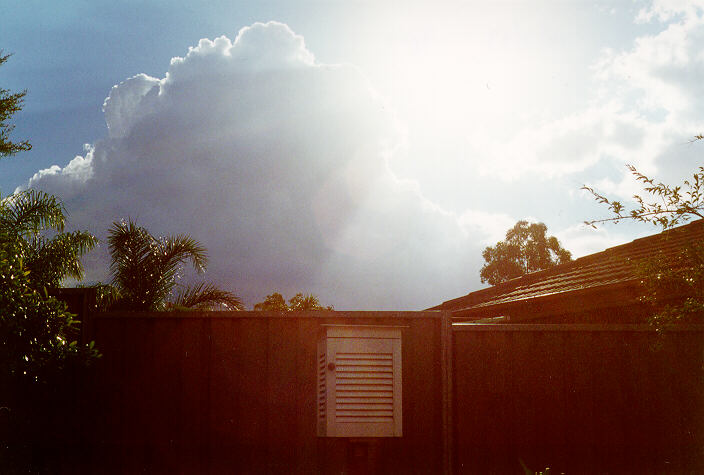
[317,326,402,437]
[335,352,393,423]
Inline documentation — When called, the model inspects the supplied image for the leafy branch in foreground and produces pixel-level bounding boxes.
[1,189,98,289]
[0,51,32,158]
[635,240,704,332]
[582,136,704,229]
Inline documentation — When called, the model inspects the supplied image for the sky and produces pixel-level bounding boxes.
[2,0,704,310]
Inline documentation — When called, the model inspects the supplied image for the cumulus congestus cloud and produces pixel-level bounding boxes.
[23,21,482,309]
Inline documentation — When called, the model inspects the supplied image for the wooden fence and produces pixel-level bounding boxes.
[452,323,704,473]
[85,311,449,474]
[21,305,703,473]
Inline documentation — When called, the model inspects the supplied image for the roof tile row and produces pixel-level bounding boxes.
[433,220,704,313]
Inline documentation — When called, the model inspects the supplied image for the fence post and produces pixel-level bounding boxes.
[441,311,453,474]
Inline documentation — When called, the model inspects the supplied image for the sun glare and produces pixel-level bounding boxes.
[356,2,568,140]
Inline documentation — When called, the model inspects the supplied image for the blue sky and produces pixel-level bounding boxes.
[2,0,704,309]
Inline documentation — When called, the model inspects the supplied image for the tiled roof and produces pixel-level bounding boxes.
[432,219,704,315]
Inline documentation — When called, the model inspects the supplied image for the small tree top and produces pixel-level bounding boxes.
[254,292,333,311]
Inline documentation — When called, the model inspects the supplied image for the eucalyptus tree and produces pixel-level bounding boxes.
[104,219,243,311]
[480,220,572,285]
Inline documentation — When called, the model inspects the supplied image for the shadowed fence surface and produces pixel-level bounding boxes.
[452,323,704,474]
[26,307,703,473]
[86,311,446,474]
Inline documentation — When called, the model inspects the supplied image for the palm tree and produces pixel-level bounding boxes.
[0,189,97,288]
[1,188,99,376]
[104,219,243,311]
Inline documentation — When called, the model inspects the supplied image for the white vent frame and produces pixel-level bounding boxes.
[317,325,403,437]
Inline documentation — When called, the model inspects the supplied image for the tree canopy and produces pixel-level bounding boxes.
[254,292,333,311]
[0,229,99,384]
[0,188,99,380]
[0,52,31,159]
[480,220,572,286]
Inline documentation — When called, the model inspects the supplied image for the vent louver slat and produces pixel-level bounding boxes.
[318,351,326,421]
[335,352,394,423]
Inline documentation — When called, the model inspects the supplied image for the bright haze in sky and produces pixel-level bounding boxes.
[2,0,703,309]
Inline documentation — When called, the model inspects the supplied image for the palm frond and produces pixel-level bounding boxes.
[171,282,244,311]
[107,219,163,310]
[156,234,208,275]
[0,189,66,237]
[107,218,212,311]
[25,230,98,287]
[78,282,120,311]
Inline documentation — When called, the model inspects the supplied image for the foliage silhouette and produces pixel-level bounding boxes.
[0,52,31,158]
[254,291,333,311]
[480,220,572,285]
[0,188,97,289]
[103,218,242,311]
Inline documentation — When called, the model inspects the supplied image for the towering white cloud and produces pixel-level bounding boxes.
[24,21,489,309]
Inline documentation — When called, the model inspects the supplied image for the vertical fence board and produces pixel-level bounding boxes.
[120,317,156,473]
[664,331,704,470]
[149,318,183,474]
[174,317,210,474]
[561,329,596,468]
[592,330,628,470]
[532,330,567,470]
[90,316,127,474]
[618,332,648,467]
[208,317,237,474]
[296,318,319,473]
[399,318,442,474]
[209,317,269,473]
[453,329,515,472]
[266,317,301,473]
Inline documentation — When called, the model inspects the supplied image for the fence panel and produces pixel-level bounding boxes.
[87,311,445,474]
[452,324,704,473]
